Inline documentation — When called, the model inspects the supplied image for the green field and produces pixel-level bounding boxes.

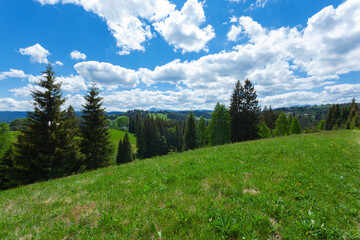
[1,131,359,239]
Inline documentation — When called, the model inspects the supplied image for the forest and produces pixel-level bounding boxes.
[0,65,359,190]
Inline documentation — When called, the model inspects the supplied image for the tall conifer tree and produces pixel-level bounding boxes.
[13,65,82,184]
[183,111,197,150]
[208,103,231,146]
[80,85,113,170]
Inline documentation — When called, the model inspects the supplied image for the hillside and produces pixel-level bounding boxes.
[1,131,359,239]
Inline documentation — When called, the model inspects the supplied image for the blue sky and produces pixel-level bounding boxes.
[0,0,359,111]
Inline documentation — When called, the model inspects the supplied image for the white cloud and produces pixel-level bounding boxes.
[227,24,242,42]
[56,75,87,92]
[74,61,140,89]
[19,43,50,64]
[0,69,26,80]
[55,61,64,66]
[154,0,215,53]
[36,0,214,54]
[70,50,87,60]
[36,0,175,54]
[9,84,39,97]
[0,98,33,111]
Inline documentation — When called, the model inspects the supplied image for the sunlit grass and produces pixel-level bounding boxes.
[1,130,359,239]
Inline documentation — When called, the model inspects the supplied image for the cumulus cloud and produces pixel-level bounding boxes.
[0,69,26,80]
[154,0,215,53]
[70,50,87,60]
[36,0,175,54]
[55,61,64,66]
[19,43,50,64]
[74,61,140,89]
[0,98,33,111]
[56,75,87,92]
[36,0,214,54]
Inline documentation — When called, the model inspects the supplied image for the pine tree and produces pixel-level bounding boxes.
[325,106,334,130]
[258,121,272,138]
[346,98,360,129]
[274,112,289,136]
[117,132,132,164]
[80,86,113,170]
[197,116,207,147]
[317,120,325,130]
[229,79,260,142]
[208,103,231,146]
[229,80,244,143]
[290,117,301,134]
[13,65,82,184]
[183,111,197,150]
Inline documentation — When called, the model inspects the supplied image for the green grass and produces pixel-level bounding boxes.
[1,130,359,239]
[109,129,136,154]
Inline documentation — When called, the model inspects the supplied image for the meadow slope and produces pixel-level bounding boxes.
[1,131,359,239]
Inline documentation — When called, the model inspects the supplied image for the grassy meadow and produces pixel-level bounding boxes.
[0,130,359,239]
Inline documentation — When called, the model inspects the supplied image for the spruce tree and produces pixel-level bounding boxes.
[117,132,132,164]
[80,86,113,170]
[197,116,207,147]
[258,121,272,138]
[346,98,360,129]
[229,79,260,142]
[274,112,289,136]
[13,65,82,184]
[325,106,334,130]
[183,111,197,150]
[229,80,244,142]
[317,120,325,130]
[290,117,301,134]
[208,103,231,146]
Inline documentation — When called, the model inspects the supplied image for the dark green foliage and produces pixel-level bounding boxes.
[80,86,113,170]
[208,103,231,146]
[0,145,17,190]
[325,107,334,130]
[260,106,277,130]
[229,79,260,142]
[346,98,360,129]
[136,115,168,159]
[274,112,289,136]
[290,117,301,134]
[183,111,197,150]
[13,65,83,185]
[197,116,207,147]
[9,118,27,131]
[258,121,272,138]
[116,132,132,164]
[0,123,10,156]
[129,116,135,133]
[317,120,325,130]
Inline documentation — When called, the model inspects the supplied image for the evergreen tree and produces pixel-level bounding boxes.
[258,121,272,138]
[80,86,113,170]
[13,65,82,184]
[346,98,360,129]
[208,103,231,146]
[0,145,18,189]
[229,80,244,142]
[332,104,341,129]
[129,116,135,134]
[274,112,289,136]
[229,79,260,142]
[117,132,132,164]
[183,111,197,150]
[0,123,10,156]
[317,120,325,130]
[290,117,301,134]
[197,116,207,147]
[325,106,334,130]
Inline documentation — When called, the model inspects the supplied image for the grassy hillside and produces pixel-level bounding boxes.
[1,131,359,239]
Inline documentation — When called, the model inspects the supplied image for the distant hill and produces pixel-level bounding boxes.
[1,130,359,239]
[0,111,28,122]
